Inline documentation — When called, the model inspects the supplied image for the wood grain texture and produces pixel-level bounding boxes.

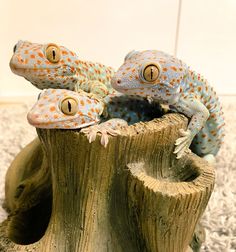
[0,113,215,252]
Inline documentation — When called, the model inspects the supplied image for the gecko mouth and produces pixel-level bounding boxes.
[30,121,97,129]
[9,61,61,75]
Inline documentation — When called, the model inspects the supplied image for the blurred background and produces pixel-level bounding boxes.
[0,0,236,97]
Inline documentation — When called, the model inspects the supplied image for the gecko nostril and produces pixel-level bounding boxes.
[117,79,121,84]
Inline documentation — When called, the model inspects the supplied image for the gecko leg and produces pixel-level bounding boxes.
[81,119,128,147]
[76,80,109,99]
[173,97,210,159]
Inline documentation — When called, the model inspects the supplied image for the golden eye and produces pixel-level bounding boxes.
[60,97,78,115]
[45,44,61,63]
[142,64,160,82]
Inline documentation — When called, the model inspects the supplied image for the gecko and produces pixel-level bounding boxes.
[10,40,114,98]
[111,50,225,163]
[27,88,161,147]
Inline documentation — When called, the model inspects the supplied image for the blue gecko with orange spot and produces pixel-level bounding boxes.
[112,50,225,163]
[27,88,161,147]
[10,40,114,98]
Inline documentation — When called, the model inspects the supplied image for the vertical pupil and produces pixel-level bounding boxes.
[150,67,153,79]
[52,49,56,60]
[67,101,72,112]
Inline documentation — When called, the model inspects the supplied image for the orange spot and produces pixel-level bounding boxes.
[67,58,71,62]
[62,51,68,55]
[162,67,168,72]
[37,60,42,64]
[24,50,29,54]
[86,99,92,104]
[198,86,202,92]
[44,114,49,118]
[171,66,177,71]
[53,114,59,119]
[50,106,56,112]
[30,54,35,59]
[77,111,83,116]
[75,60,79,65]
[80,100,85,106]
[38,52,44,58]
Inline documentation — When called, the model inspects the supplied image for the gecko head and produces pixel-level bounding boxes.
[111,50,188,99]
[27,89,103,129]
[10,40,81,90]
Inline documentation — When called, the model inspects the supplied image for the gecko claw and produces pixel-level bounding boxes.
[81,124,121,147]
[174,129,193,159]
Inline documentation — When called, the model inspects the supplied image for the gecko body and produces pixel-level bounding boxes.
[112,50,225,161]
[10,40,114,97]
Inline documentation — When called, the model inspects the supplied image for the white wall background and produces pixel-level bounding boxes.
[0,0,235,97]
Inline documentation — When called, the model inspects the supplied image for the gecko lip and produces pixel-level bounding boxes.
[28,120,98,129]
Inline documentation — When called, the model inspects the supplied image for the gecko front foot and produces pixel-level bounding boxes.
[81,119,126,147]
[174,129,192,159]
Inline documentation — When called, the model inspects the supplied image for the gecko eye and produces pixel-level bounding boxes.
[60,97,78,115]
[45,44,61,63]
[141,63,161,83]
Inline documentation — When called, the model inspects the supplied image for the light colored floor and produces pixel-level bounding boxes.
[0,96,235,251]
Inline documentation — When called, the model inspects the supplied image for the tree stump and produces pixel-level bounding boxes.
[0,113,215,252]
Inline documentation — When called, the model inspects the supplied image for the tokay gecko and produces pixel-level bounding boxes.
[27,88,161,147]
[10,40,114,98]
[112,50,225,163]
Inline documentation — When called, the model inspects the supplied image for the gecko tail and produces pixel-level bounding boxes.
[203,154,216,166]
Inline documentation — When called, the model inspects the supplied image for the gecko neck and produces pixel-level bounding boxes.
[75,59,114,86]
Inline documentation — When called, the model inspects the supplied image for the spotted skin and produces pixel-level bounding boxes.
[27,89,104,129]
[112,50,225,160]
[27,88,162,146]
[10,40,114,97]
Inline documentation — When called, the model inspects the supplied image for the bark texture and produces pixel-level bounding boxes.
[0,113,215,252]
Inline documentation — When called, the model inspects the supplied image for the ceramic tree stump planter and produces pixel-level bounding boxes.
[0,113,215,252]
